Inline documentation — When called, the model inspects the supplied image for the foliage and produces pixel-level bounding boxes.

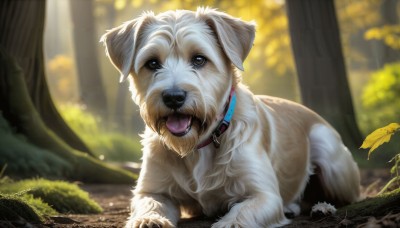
[362,63,400,108]
[361,62,400,133]
[361,123,400,159]
[361,123,400,194]
[336,0,381,66]
[0,113,73,179]
[59,104,142,162]
[0,179,102,214]
[365,25,400,50]
[46,55,78,102]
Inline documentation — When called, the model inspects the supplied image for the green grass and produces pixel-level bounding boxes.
[0,178,102,222]
[59,104,142,162]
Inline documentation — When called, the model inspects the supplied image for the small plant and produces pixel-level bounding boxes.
[361,123,400,194]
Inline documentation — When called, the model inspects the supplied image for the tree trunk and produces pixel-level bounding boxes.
[0,0,135,183]
[70,0,108,120]
[0,0,91,154]
[286,0,363,150]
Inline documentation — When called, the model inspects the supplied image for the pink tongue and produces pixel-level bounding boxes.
[166,114,192,134]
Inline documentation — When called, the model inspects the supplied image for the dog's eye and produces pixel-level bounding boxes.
[191,55,207,68]
[145,59,162,71]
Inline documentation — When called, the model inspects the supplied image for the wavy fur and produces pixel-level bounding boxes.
[101,7,360,228]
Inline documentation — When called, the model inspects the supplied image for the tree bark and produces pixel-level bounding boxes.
[70,0,108,120]
[0,0,135,183]
[286,0,363,150]
[0,0,91,154]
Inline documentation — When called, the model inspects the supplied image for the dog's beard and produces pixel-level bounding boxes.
[140,93,217,157]
[157,119,202,157]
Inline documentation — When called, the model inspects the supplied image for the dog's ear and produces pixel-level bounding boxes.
[100,12,155,82]
[197,7,256,71]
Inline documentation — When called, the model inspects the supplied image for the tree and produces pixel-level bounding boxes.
[0,0,91,154]
[286,0,363,150]
[0,0,134,183]
[70,0,108,120]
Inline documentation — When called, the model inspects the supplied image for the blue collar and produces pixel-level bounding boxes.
[197,88,236,149]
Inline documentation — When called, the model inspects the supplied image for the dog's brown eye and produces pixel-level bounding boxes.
[145,59,162,71]
[191,55,207,68]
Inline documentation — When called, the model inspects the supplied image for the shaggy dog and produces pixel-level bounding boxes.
[101,7,360,228]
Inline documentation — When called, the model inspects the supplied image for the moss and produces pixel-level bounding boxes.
[0,112,137,183]
[0,192,57,222]
[0,113,72,179]
[71,150,137,184]
[338,188,400,218]
[0,179,102,214]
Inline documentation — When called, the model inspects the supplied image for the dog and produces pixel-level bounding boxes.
[101,7,360,228]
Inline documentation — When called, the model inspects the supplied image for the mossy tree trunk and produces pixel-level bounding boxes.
[0,0,135,183]
[0,0,91,155]
[286,0,363,150]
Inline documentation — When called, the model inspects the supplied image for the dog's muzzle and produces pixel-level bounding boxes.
[162,88,192,137]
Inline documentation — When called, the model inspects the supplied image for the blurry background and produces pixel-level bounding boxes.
[43,0,399,167]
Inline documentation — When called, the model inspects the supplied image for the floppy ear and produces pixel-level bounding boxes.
[197,7,256,71]
[100,12,155,82]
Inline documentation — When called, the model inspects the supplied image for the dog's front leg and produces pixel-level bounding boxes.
[211,192,289,228]
[126,193,180,228]
[211,146,290,228]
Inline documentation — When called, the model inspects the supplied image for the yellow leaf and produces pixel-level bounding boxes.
[114,0,126,11]
[360,123,400,159]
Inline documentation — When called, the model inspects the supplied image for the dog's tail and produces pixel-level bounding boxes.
[306,124,360,206]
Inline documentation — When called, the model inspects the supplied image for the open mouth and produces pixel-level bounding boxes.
[165,113,192,137]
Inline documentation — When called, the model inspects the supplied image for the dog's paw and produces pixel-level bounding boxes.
[125,216,175,228]
[284,203,301,218]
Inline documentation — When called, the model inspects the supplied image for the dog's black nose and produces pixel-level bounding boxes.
[162,88,187,109]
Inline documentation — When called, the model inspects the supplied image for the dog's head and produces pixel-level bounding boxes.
[101,7,255,156]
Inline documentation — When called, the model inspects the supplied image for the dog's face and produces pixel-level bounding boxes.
[102,8,255,156]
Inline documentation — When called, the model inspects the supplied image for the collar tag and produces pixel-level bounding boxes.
[212,133,220,148]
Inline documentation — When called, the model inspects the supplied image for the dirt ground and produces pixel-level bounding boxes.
[5,169,400,228]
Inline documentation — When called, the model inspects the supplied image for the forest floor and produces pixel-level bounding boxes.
[5,169,400,228]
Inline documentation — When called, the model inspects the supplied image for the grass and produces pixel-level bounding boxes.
[0,178,102,222]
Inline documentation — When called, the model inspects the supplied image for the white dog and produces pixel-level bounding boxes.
[101,7,360,228]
